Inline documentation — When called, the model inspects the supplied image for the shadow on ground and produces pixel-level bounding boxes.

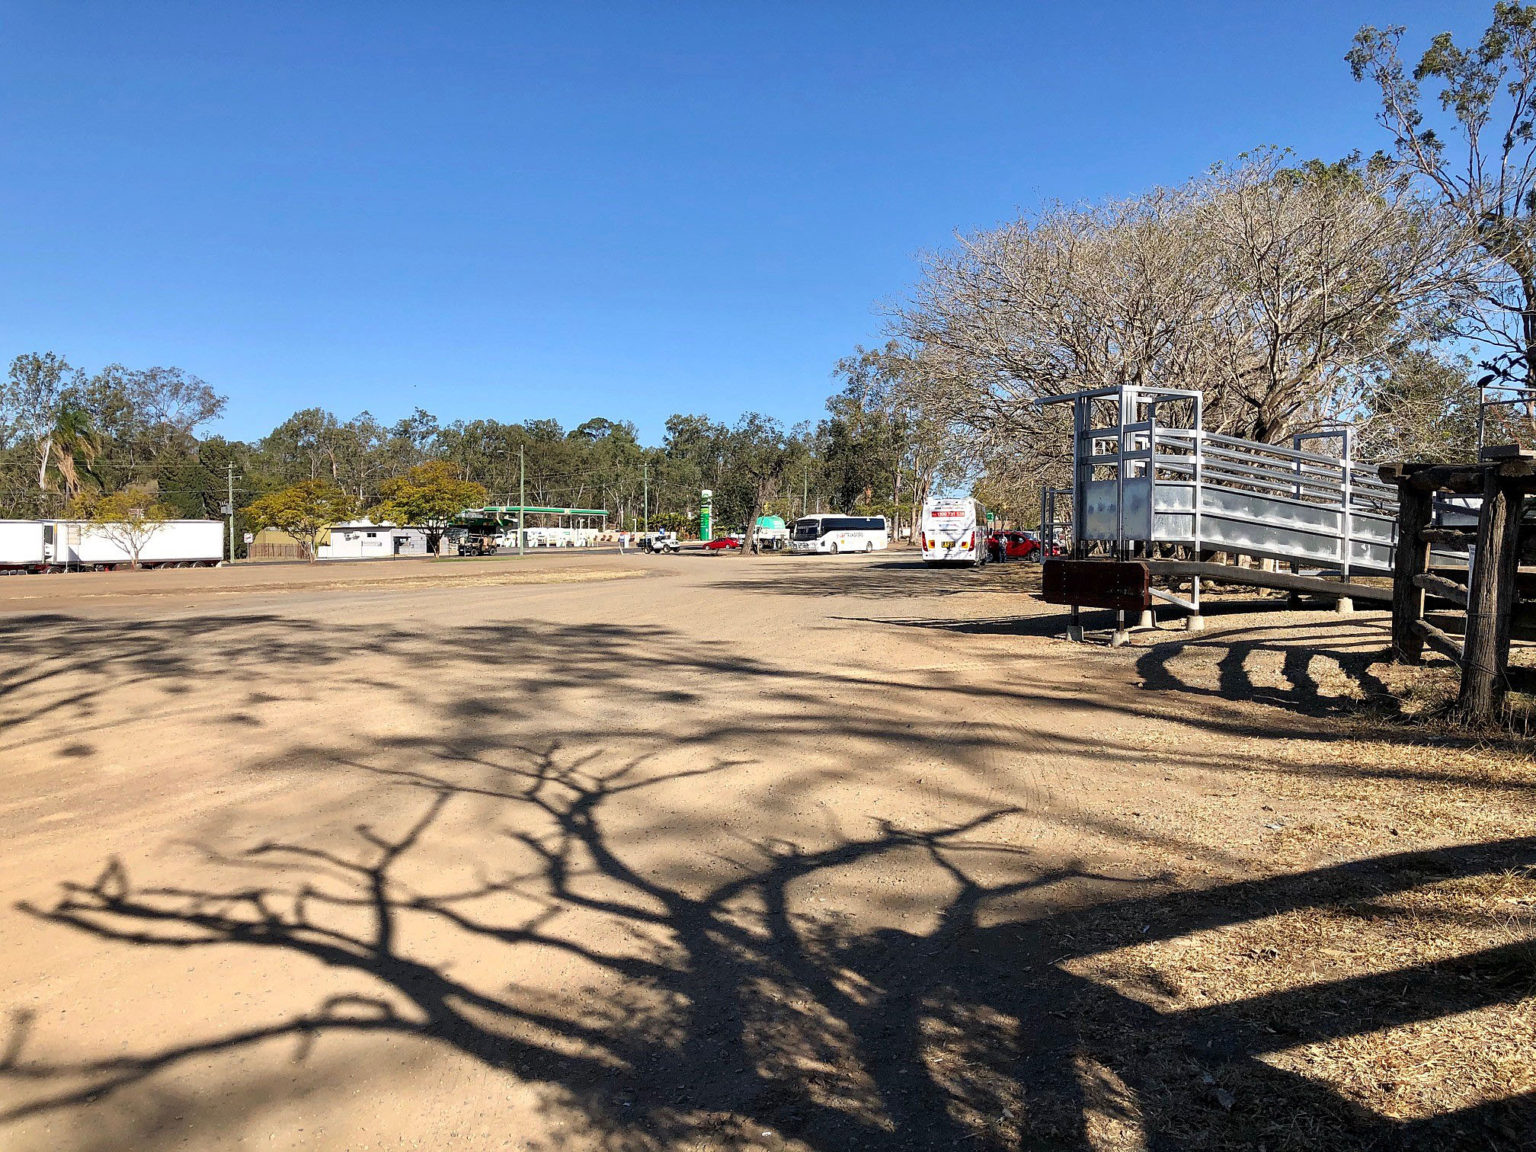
[1,612,1533,1149]
[3,748,1532,1150]
[864,601,1413,728]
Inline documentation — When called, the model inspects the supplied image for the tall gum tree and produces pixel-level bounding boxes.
[1350,4,1536,413]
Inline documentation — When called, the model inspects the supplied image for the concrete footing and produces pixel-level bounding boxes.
[1137,609,1154,629]
[1067,624,1084,642]
[1186,614,1205,632]
[1335,597,1354,616]
[1110,629,1131,648]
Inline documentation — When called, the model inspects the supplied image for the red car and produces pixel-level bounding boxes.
[703,535,743,551]
[986,530,1042,561]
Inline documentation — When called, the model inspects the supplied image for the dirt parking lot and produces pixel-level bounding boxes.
[0,550,1532,1150]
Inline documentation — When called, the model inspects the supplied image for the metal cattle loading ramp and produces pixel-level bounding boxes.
[1037,384,1468,641]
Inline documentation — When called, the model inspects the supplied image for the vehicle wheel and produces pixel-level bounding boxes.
[864,541,874,553]
[829,542,839,555]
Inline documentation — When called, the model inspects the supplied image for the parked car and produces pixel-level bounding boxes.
[986,529,1041,561]
[703,535,743,551]
[457,534,499,556]
[644,532,681,554]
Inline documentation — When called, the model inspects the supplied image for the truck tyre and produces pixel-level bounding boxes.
[864,541,874,553]
[829,542,839,555]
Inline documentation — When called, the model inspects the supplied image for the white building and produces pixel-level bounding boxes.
[316,520,431,560]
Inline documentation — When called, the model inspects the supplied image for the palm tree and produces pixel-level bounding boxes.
[38,404,102,499]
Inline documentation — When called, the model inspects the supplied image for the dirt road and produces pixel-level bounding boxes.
[1,552,1531,1150]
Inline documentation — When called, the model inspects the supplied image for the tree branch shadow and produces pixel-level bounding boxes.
[5,742,1533,1150]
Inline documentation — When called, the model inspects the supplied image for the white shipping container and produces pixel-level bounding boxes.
[0,520,46,570]
[46,520,224,568]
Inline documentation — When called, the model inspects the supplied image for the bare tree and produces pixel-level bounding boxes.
[895,154,1474,446]
[1194,156,1473,440]
[897,182,1219,437]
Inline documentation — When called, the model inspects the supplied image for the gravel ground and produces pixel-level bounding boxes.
[0,550,1530,1151]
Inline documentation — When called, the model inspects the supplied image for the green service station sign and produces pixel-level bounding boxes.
[700,489,713,542]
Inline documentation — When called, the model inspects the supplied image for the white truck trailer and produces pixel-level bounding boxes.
[40,519,224,570]
[0,520,47,572]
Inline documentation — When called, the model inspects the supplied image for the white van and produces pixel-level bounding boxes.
[920,497,988,567]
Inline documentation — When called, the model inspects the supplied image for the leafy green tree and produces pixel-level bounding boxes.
[43,402,102,500]
[1,352,73,497]
[73,364,225,465]
[1359,348,1481,461]
[825,344,966,535]
[569,418,644,525]
[721,413,795,556]
[247,479,354,562]
[259,408,346,484]
[386,408,441,472]
[524,418,564,442]
[374,461,488,554]
[650,511,690,537]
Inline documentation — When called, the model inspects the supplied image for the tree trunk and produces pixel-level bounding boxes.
[741,488,763,557]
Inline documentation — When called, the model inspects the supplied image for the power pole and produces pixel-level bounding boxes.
[518,445,526,556]
[802,467,808,520]
[642,462,649,533]
[226,461,236,563]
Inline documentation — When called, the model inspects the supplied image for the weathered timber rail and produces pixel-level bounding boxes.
[1381,456,1535,721]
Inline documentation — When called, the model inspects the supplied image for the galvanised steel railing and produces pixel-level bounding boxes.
[1039,384,1452,575]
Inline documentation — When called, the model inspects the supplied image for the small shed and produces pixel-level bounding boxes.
[318,520,431,560]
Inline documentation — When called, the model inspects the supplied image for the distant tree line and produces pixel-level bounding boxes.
[0,352,955,554]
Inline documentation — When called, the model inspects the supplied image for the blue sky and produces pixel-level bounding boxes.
[0,1,1491,444]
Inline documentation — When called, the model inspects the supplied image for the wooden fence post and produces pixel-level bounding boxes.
[1391,479,1433,664]
[1459,471,1523,721]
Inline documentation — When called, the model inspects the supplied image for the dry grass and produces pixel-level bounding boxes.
[1059,867,1535,1147]
[1040,604,1536,1147]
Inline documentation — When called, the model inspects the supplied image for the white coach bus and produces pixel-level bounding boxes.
[920,496,989,567]
[789,514,889,555]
